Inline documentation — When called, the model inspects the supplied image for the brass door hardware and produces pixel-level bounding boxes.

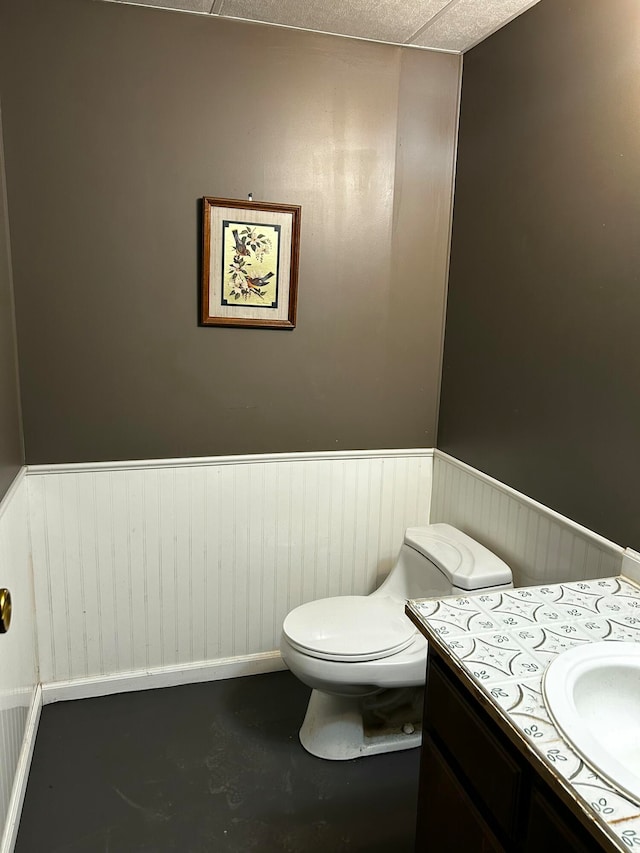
[0,588,11,634]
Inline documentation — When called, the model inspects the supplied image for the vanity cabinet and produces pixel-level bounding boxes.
[416,648,607,852]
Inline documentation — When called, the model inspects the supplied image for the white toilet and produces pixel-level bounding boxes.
[280,523,513,760]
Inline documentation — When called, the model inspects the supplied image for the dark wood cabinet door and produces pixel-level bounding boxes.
[425,657,523,843]
[416,734,505,853]
[417,649,614,853]
[523,787,606,853]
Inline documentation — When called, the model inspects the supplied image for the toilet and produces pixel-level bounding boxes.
[280,523,513,760]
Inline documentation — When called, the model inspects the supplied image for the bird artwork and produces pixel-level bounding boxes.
[246,271,274,291]
[240,227,272,263]
[232,229,250,257]
[225,223,277,303]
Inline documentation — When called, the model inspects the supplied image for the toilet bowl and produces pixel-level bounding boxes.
[280,523,513,760]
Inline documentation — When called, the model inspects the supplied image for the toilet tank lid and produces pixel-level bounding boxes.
[404,523,512,590]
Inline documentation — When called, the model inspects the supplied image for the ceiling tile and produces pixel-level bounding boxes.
[411,0,541,51]
[100,0,543,52]
[217,0,452,45]
[116,0,213,12]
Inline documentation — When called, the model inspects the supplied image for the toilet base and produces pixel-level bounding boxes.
[299,687,423,760]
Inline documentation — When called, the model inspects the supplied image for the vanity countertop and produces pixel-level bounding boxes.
[406,575,640,853]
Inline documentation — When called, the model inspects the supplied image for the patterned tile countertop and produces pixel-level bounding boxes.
[406,576,640,853]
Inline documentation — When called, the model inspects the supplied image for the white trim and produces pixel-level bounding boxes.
[24,476,41,686]
[621,549,640,587]
[434,450,625,556]
[0,468,25,523]
[26,448,434,476]
[0,687,42,853]
[41,651,287,704]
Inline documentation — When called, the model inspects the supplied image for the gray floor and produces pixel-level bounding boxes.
[15,671,420,852]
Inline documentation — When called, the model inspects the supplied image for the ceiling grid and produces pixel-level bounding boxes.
[101,0,542,52]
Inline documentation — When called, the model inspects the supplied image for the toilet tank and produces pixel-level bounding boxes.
[373,523,513,601]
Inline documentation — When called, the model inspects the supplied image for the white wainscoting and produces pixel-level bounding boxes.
[24,447,629,690]
[431,451,624,587]
[27,450,433,685]
[0,472,39,853]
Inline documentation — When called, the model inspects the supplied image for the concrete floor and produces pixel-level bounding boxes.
[15,670,421,852]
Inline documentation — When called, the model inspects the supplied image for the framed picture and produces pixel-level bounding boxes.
[201,196,301,329]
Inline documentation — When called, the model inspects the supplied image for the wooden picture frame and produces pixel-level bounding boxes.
[201,196,301,329]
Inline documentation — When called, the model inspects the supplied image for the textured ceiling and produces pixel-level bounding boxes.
[101,0,542,52]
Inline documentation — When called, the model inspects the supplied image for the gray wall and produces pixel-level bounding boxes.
[0,0,460,464]
[438,0,640,547]
[0,105,23,499]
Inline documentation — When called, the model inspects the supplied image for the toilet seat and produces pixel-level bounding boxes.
[282,596,416,662]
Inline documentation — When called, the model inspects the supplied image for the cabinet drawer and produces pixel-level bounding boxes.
[425,657,523,842]
[417,734,505,853]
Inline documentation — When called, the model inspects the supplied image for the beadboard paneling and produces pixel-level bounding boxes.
[28,451,433,684]
[0,473,38,852]
[431,452,624,587]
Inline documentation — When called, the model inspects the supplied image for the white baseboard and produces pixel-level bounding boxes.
[1,657,288,849]
[41,650,287,704]
[0,687,42,853]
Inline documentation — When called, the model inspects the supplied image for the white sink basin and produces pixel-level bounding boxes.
[543,641,640,804]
